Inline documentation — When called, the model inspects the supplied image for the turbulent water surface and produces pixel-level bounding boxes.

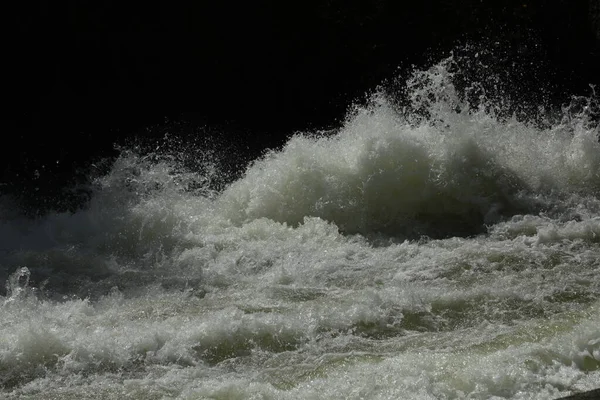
[1,57,600,399]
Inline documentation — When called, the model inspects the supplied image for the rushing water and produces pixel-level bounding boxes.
[1,56,599,399]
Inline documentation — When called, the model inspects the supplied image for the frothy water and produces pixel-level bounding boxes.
[1,56,599,399]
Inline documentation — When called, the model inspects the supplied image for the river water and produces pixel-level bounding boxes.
[1,56,599,399]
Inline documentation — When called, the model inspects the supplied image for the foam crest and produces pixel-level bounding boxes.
[218,60,599,238]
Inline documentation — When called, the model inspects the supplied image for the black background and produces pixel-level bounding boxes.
[4,0,600,213]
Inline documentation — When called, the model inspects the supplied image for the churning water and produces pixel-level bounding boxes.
[1,56,599,399]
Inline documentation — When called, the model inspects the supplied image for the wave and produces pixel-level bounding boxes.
[1,54,598,299]
[217,58,600,239]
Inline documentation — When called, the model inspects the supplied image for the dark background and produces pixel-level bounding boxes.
[4,0,600,214]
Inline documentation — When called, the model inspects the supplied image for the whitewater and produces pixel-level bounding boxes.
[1,56,599,399]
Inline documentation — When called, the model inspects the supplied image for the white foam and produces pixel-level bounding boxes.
[217,68,599,238]
[1,55,599,399]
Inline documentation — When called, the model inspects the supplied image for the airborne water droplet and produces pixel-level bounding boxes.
[5,266,31,300]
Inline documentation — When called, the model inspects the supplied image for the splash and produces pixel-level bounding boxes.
[4,267,32,302]
[217,56,600,239]
[0,53,599,399]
